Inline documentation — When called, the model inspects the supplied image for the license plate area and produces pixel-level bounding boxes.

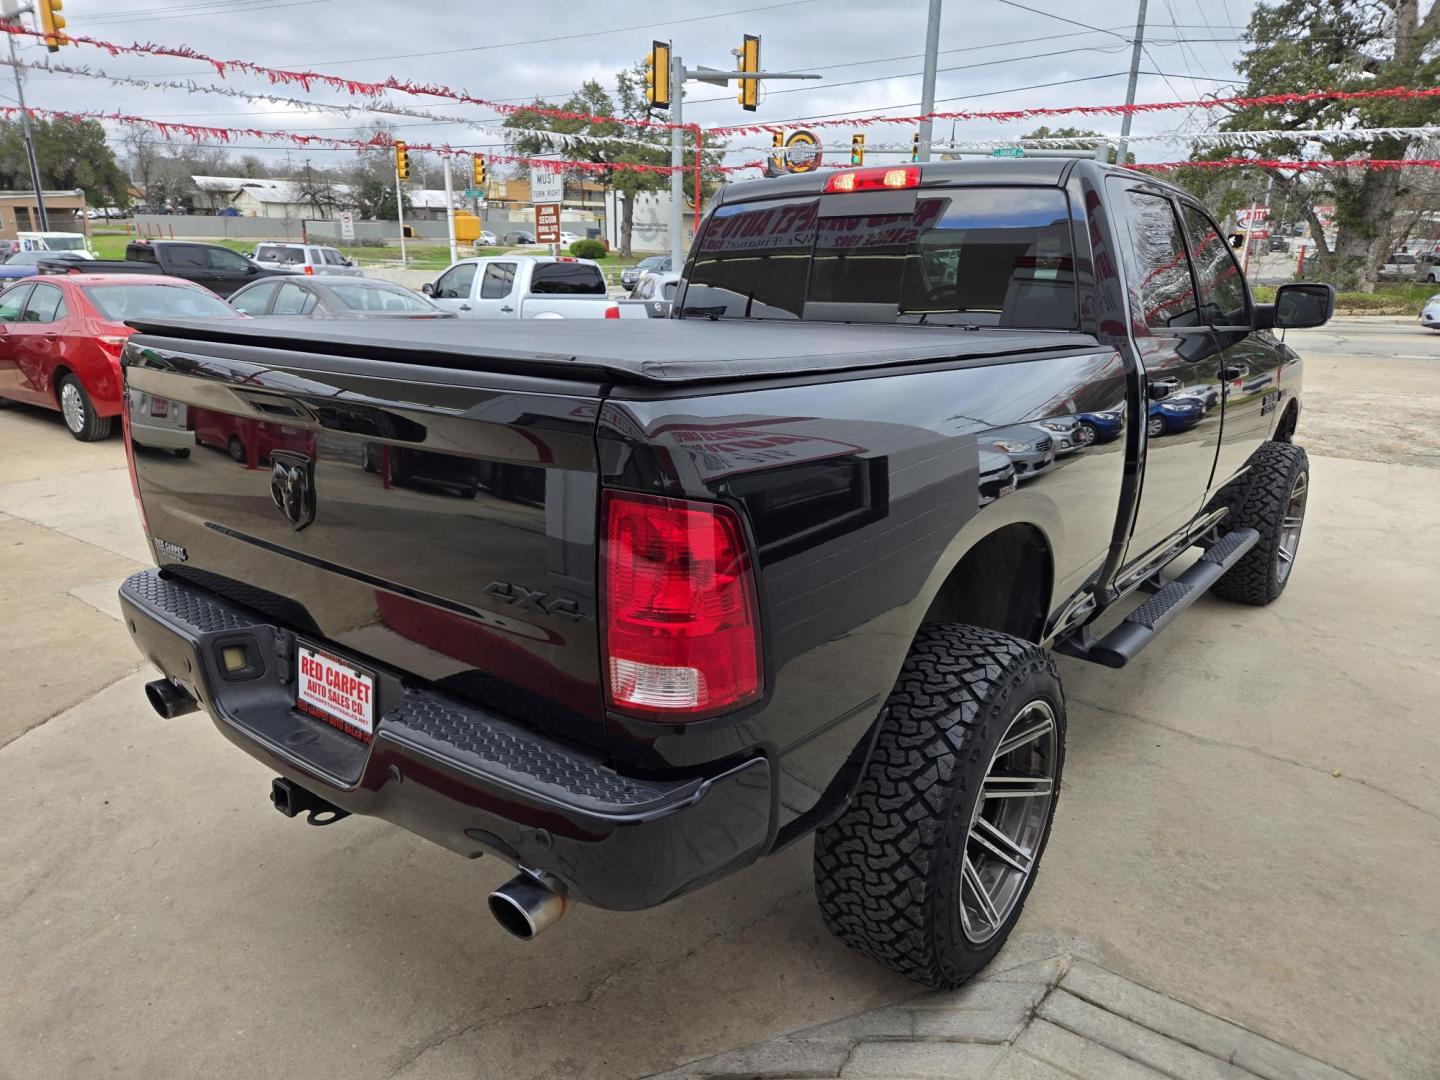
[296,643,376,743]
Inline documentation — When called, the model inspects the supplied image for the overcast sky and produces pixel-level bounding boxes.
[12,0,1264,172]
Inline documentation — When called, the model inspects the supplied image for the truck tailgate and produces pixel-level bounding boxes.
[122,329,611,748]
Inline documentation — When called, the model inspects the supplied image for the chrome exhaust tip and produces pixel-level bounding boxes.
[488,871,568,940]
[144,678,198,718]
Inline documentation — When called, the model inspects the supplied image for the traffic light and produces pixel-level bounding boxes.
[38,0,68,51]
[646,40,671,109]
[472,154,487,188]
[911,132,921,163]
[850,133,865,166]
[736,34,760,111]
[394,141,409,182]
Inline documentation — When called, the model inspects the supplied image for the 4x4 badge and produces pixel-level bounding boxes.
[270,451,316,530]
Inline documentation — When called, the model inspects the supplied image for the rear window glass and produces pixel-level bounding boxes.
[530,262,605,295]
[256,245,306,264]
[683,187,1078,329]
[84,284,238,320]
[327,283,435,312]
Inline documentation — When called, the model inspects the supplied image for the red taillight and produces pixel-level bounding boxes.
[824,165,921,194]
[97,334,128,361]
[604,304,620,319]
[119,391,150,535]
[303,264,313,274]
[601,491,762,719]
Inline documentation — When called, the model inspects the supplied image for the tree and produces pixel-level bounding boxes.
[295,160,344,217]
[341,125,411,220]
[1178,0,1440,289]
[0,118,131,209]
[1020,126,1134,164]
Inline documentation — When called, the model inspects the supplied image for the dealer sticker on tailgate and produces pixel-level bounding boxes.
[296,645,375,742]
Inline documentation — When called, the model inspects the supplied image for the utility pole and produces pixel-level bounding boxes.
[2,5,50,230]
[916,0,943,163]
[1115,0,1148,167]
[442,155,457,264]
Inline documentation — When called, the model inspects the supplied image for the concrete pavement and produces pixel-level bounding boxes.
[0,326,1437,1079]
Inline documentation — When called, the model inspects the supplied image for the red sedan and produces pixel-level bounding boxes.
[0,272,238,441]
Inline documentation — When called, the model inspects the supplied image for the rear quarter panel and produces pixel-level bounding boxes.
[599,347,1125,827]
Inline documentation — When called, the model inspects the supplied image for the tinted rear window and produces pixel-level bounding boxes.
[684,186,1079,329]
[530,262,606,295]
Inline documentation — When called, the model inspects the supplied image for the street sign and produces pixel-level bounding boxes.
[534,202,561,244]
[339,210,354,241]
[991,147,1025,158]
[531,163,565,205]
[463,187,485,199]
[781,130,821,173]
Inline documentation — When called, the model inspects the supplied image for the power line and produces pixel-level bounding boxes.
[84,0,332,24]
[294,0,820,69]
[992,0,1130,42]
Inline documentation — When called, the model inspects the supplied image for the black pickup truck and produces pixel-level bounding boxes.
[82,240,296,297]
[116,159,1332,988]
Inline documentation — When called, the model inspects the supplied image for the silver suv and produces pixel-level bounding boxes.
[251,243,363,277]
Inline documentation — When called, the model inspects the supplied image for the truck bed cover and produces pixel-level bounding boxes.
[126,316,1101,386]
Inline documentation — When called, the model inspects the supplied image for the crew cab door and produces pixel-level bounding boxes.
[11,281,68,404]
[1176,201,1288,488]
[469,260,519,317]
[428,261,479,315]
[203,246,262,298]
[1113,183,1225,564]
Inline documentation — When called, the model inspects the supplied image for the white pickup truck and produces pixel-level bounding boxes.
[421,255,638,319]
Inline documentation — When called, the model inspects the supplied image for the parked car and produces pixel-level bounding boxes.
[116,159,1333,991]
[985,425,1057,479]
[250,243,363,278]
[629,270,681,303]
[558,231,580,245]
[1170,383,1220,412]
[229,276,453,320]
[479,230,497,247]
[0,250,88,280]
[190,406,313,467]
[79,240,298,298]
[422,256,640,319]
[502,231,536,245]
[622,255,672,291]
[0,273,238,442]
[1030,414,1087,455]
[1266,236,1290,253]
[1418,255,1440,283]
[1380,252,1419,279]
[1075,407,1124,445]
[1147,396,1205,436]
[1419,293,1440,329]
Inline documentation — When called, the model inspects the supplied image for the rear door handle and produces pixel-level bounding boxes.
[459,303,472,311]
[500,305,514,313]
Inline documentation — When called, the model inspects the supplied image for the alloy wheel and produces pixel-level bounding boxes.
[959,699,1058,944]
[61,382,86,433]
[1276,471,1308,584]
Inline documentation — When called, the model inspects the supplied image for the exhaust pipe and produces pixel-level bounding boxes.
[488,871,568,940]
[145,678,198,718]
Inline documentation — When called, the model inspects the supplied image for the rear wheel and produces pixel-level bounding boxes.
[1146,414,1166,438]
[1212,441,1309,605]
[814,624,1065,988]
[58,375,113,442]
[227,435,246,463]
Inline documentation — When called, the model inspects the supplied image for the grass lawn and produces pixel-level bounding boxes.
[1253,281,1436,315]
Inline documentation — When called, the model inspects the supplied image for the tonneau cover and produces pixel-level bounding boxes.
[126,315,1101,386]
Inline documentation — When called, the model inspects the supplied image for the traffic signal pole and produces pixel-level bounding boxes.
[3,8,50,230]
[395,169,407,265]
[443,155,457,264]
[668,52,685,268]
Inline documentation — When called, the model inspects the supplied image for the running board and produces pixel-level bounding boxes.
[1056,528,1260,669]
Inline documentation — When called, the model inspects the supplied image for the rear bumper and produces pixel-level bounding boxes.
[130,420,194,450]
[119,569,773,911]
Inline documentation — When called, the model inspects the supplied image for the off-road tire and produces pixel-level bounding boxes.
[59,374,113,442]
[1211,441,1309,605]
[813,624,1065,988]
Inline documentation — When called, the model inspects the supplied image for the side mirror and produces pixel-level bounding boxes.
[1148,377,1181,401]
[420,282,434,296]
[1272,282,1335,329]
[246,264,259,275]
